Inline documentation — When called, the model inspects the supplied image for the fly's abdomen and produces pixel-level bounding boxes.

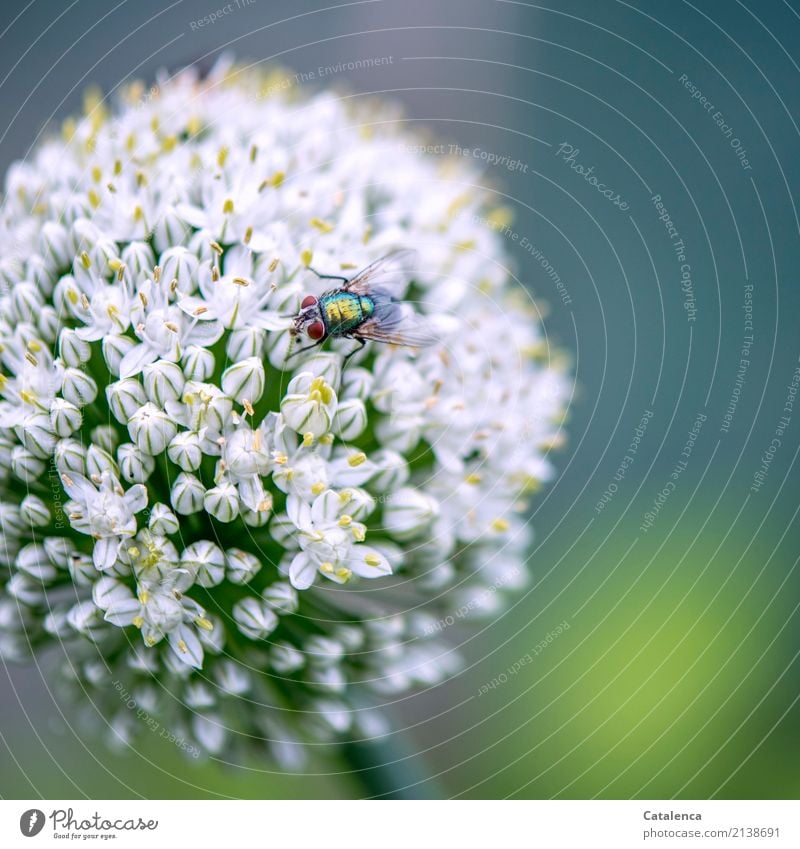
[321,291,374,335]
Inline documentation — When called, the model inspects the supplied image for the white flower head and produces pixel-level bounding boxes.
[0,59,569,765]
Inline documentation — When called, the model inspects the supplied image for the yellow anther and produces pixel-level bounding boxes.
[19,389,36,405]
[217,146,229,167]
[311,481,326,496]
[144,635,157,647]
[268,257,279,272]
[133,205,144,221]
[364,553,381,567]
[132,616,144,629]
[310,217,334,233]
[270,170,285,187]
[302,432,314,447]
[308,376,333,404]
[113,159,122,175]
[108,258,123,272]
[491,518,510,533]
[319,434,333,445]
[127,546,140,558]
[256,498,272,513]
[80,251,91,269]
[273,452,288,465]
[320,562,334,574]
[187,115,202,136]
[137,589,150,604]
[347,452,367,468]
[164,322,179,333]
[301,249,313,267]
[351,525,366,542]
[249,144,258,162]
[338,514,352,528]
[335,567,352,582]
[243,399,255,417]
[244,226,253,244]
[232,276,249,287]
[338,489,352,502]
[210,240,224,255]
[177,639,188,654]
[195,617,214,631]
[223,198,234,215]
[465,473,482,485]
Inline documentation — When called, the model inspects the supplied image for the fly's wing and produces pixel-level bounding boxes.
[355,299,438,348]
[344,249,418,299]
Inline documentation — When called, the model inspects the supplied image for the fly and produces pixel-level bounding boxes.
[285,249,435,362]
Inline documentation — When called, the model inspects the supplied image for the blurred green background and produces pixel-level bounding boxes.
[1,0,799,799]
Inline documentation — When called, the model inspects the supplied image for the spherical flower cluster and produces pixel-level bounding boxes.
[0,59,569,765]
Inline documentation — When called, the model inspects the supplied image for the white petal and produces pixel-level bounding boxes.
[93,537,120,571]
[104,596,141,626]
[119,343,158,379]
[124,484,148,514]
[289,552,317,590]
[168,624,204,669]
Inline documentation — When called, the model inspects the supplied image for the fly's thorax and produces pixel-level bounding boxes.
[320,291,374,335]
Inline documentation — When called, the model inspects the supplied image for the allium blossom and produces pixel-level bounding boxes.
[0,59,569,766]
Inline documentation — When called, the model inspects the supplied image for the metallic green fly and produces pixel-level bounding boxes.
[286,249,436,361]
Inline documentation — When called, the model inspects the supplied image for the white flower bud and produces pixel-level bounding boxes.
[7,573,44,605]
[59,328,91,366]
[61,367,98,407]
[203,481,240,523]
[281,373,337,437]
[181,540,226,587]
[182,345,215,381]
[270,641,305,673]
[117,443,156,483]
[153,208,191,254]
[170,472,205,515]
[240,504,270,527]
[16,544,57,582]
[66,600,104,637]
[86,444,119,479]
[269,513,296,547]
[262,582,298,615]
[20,495,50,527]
[340,367,374,400]
[232,598,278,640]
[226,548,262,585]
[214,660,251,695]
[19,412,57,457]
[43,609,70,638]
[43,537,73,568]
[148,503,179,535]
[11,445,46,481]
[120,241,155,282]
[67,553,94,586]
[158,245,197,291]
[102,334,136,376]
[41,221,71,268]
[168,430,203,471]
[184,682,216,709]
[143,359,185,407]
[226,327,264,361]
[54,438,86,474]
[11,282,44,323]
[305,636,345,666]
[37,306,60,343]
[302,353,341,392]
[221,357,265,404]
[369,449,409,492]
[308,665,346,693]
[128,402,178,454]
[332,398,367,440]
[383,487,439,539]
[192,714,226,754]
[91,425,118,455]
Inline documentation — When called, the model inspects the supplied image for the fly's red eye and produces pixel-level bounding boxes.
[301,295,318,309]
[307,320,326,341]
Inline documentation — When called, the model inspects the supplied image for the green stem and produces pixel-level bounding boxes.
[340,731,444,800]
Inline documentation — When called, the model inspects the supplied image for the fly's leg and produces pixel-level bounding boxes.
[343,337,367,364]
[284,338,326,360]
[308,265,349,285]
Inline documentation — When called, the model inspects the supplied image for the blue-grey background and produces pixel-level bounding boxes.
[1,0,799,799]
